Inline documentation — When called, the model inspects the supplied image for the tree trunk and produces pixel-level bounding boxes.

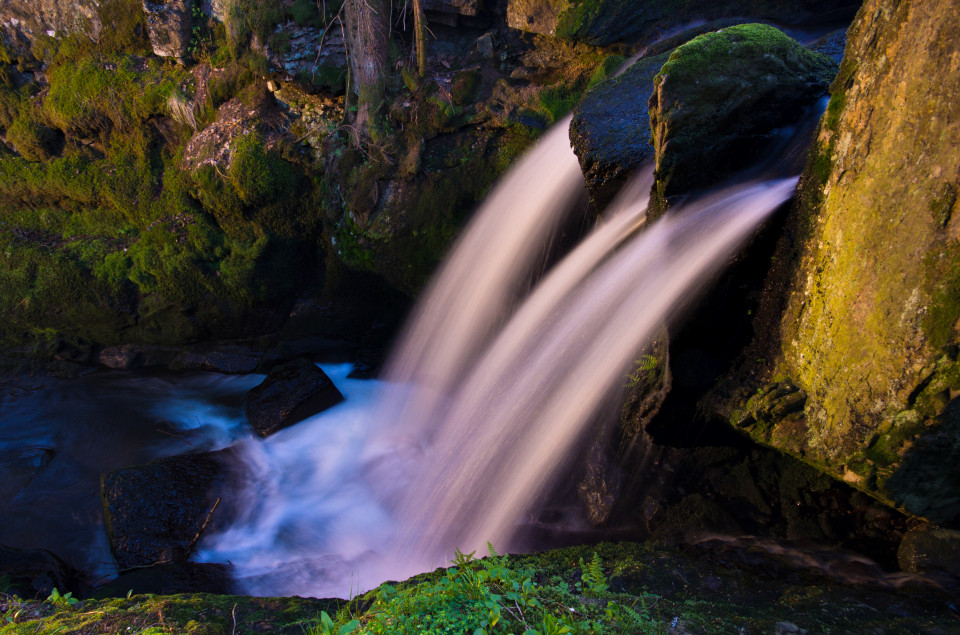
[344,0,390,139]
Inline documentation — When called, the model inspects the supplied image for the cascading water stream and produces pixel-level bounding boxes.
[197,116,800,598]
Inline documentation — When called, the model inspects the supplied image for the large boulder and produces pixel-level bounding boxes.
[506,0,860,45]
[648,23,836,213]
[245,357,344,437]
[714,0,960,524]
[569,51,668,210]
[101,450,233,570]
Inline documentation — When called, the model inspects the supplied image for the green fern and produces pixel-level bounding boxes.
[579,553,610,597]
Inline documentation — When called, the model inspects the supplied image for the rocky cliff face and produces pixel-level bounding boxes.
[0,0,104,58]
[722,0,960,524]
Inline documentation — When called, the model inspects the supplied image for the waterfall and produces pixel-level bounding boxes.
[197,116,799,598]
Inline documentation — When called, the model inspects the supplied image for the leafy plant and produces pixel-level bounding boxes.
[579,553,609,597]
[308,610,359,635]
[46,588,79,607]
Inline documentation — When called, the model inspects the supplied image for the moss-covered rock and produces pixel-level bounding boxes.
[648,23,836,214]
[714,0,960,525]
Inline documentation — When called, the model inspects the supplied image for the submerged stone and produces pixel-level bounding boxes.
[245,357,344,437]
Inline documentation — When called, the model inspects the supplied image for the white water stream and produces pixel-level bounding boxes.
[196,117,799,597]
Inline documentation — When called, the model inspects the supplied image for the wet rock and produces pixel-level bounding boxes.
[92,562,233,597]
[648,23,836,212]
[141,0,191,61]
[577,440,623,526]
[97,345,180,370]
[170,344,263,374]
[569,51,667,209]
[245,357,344,437]
[101,450,232,570]
[898,527,960,575]
[0,447,54,501]
[0,545,79,598]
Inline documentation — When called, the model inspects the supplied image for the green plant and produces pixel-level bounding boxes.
[307,610,359,635]
[46,588,79,607]
[579,553,610,597]
[626,354,659,389]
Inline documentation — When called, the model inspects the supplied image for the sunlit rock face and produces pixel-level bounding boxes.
[0,0,105,57]
[717,0,960,524]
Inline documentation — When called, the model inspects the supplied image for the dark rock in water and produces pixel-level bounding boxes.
[898,527,960,575]
[92,562,233,598]
[101,450,233,570]
[569,52,668,209]
[648,24,836,212]
[0,546,79,598]
[245,358,344,437]
[0,447,54,502]
[97,343,264,373]
[170,344,264,374]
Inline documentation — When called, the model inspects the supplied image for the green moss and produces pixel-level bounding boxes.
[923,242,960,350]
[5,113,60,162]
[654,23,835,88]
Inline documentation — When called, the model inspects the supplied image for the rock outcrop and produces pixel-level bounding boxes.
[717,0,960,525]
[0,0,105,59]
[647,24,836,214]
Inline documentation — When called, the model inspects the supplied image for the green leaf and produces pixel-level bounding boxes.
[336,620,360,635]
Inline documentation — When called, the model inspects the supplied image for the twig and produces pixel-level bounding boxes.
[187,497,222,556]
[231,603,237,635]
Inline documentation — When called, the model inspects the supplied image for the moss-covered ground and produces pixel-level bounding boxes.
[3,541,956,634]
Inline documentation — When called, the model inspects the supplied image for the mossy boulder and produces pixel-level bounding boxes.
[648,23,836,213]
[713,0,960,525]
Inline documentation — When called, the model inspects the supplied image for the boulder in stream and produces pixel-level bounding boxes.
[101,450,233,570]
[648,23,836,213]
[245,357,344,437]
